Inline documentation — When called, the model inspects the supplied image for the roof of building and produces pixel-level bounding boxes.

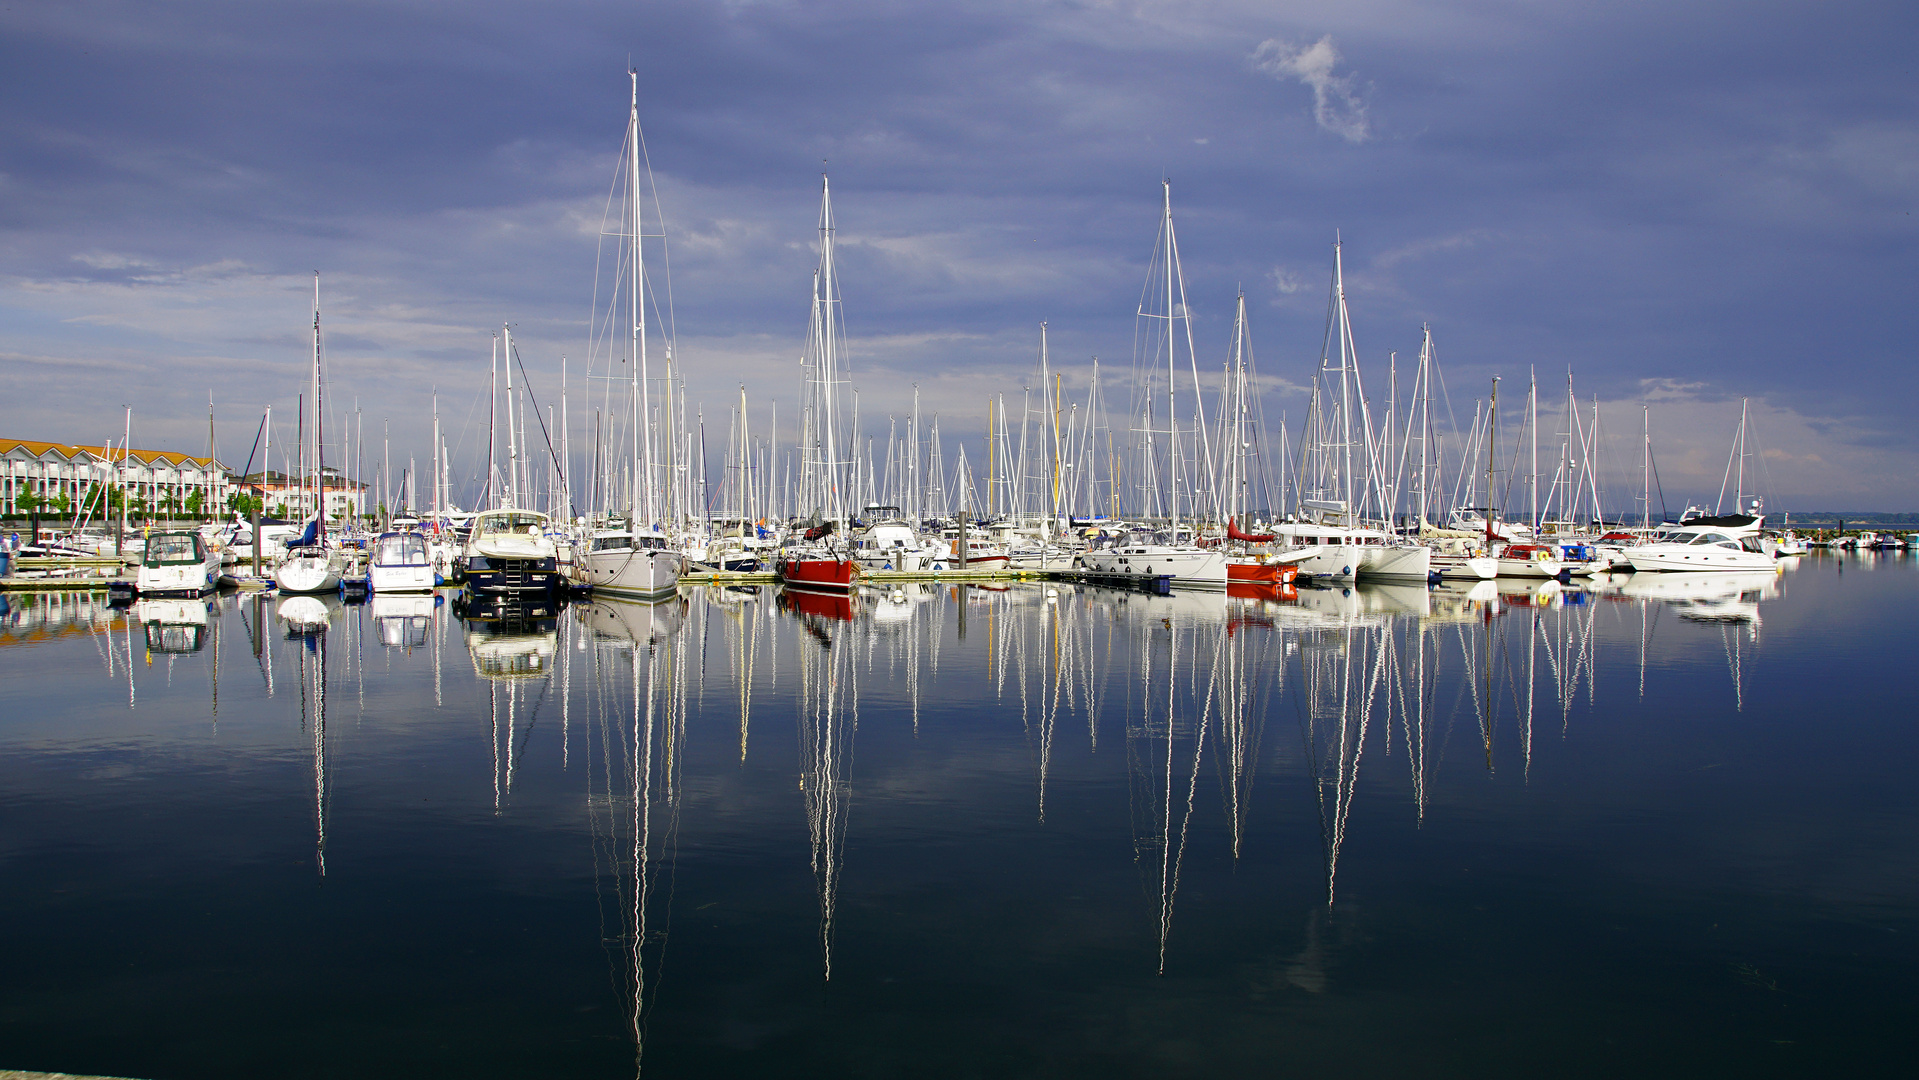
[1,438,226,470]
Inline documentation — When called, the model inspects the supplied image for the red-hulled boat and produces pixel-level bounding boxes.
[1224,518,1296,586]
[774,553,859,593]
[1226,559,1298,586]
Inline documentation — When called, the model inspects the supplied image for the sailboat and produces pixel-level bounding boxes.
[1402,326,1497,580]
[581,71,684,600]
[773,176,860,593]
[1077,181,1225,588]
[1215,291,1297,588]
[1271,239,1432,583]
[276,277,346,595]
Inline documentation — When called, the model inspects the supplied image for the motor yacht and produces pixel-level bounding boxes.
[460,509,563,594]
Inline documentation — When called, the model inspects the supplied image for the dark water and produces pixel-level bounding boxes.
[2,554,1916,1078]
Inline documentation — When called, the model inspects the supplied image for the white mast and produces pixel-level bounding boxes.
[1529,368,1538,532]
[560,358,570,521]
[312,274,325,538]
[630,69,655,526]
[1642,405,1651,530]
[430,391,440,519]
[1164,183,1180,533]
[503,323,519,510]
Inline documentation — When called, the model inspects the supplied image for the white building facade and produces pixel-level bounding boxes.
[2,439,231,519]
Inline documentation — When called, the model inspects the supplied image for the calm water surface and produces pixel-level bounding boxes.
[2,554,1916,1078]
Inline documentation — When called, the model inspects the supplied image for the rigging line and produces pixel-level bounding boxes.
[1648,439,1670,523]
[237,412,268,487]
[508,338,574,514]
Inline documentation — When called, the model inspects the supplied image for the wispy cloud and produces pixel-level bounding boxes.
[1267,265,1308,296]
[1373,230,1497,269]
[1251,35,1370,143]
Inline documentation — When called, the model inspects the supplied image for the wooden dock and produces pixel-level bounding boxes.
[0,555,133,593]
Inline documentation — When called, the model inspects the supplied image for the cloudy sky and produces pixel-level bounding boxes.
[3,0,1913,511]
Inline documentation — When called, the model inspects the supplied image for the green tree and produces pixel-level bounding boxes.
[49,491,71,516]
[184,490,204,519]
[14,489,41,516]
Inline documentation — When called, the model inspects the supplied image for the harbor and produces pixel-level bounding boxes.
[7,4,1918,1078]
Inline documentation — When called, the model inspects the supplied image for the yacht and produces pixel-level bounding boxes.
[852,511,946,572]
[1079,526,1227,588]
[1621,523,1779,573]
[459,509,563,594]
[134,531,221,597]
[581,524,681,598]
[369,531,438,593]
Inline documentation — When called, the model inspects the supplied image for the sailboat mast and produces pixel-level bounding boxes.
[261,405,271,527]
[1163,182,1179,533]
[631,70,653,526]
[818,176,841,526]
[313,274,325,540]
[1335,238,1355,524]
[1737,397,1748,511]
[1486,376,1499,544]
[1418,326,1431,529]
[1642,404,1651,530]
[1529,368,1538,533]
[504,324,519,510]
[486,336,498,510]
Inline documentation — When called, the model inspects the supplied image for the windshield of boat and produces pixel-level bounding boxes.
[478,512,548,535]
[375,535,429,563]
[143,534,203,567]
[1688,532,1738,547]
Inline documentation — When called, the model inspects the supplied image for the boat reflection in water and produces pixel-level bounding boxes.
[579,591,692,1072]
[1616,570,1779,624]
[371,592,439,650]
[273,591,336,876]
[455,592,560,681]
[136,598,213,654]
[775,584,860,981]
[778,585,859,623]
[458,591,570,814]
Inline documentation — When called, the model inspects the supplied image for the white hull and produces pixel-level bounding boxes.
[135,560,219,597]
[1080,545,1227,588]
[1494,552,1563,578]
[1279,545,1358,583]
[583,548,682,598]
[1357,544,1433,583]
[369,561,437,593]
[276,550,344,594]
[1430,552,1498,580]
[1624,546,1778,573]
